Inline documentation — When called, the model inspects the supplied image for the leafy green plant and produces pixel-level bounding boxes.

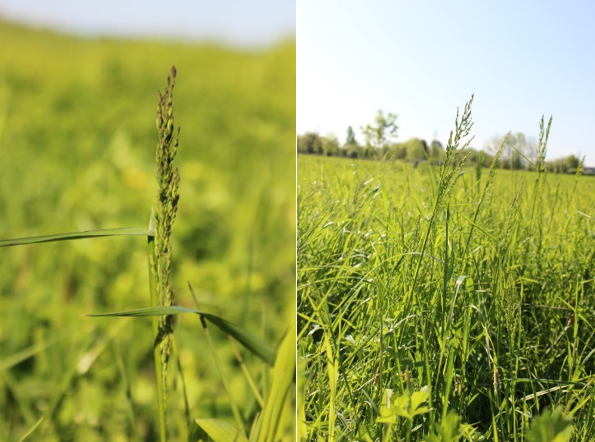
[377,386,430,441]
[525,408,573,442]
[1,67,292,442]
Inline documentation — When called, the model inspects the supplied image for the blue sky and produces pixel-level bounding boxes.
[0,0,295,48]
[298,1,595,166]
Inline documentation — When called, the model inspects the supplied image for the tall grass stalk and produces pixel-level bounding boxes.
[148,65,181,442]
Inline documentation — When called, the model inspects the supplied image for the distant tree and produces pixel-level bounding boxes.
[487,132,537,170]
[565,154,580,171]
[509,132,526,170]
[322,133,339,156]
[361,144,377,159]
[429,140,445,160]
[404,138,428,161]
[344,144,361,158]
[547,158,567,173]
[395,144,407,159]
[524,136,538,166]
[341,125,362,157]
[487,134,518,169]
[466,147,480,163]
[297,132,323,155]
[345,126,358,146]
[481,151,495,167]
[361,110,398,151]
[296,135,307,154]
[545,155,583,173]
[386,142,407,160]
[486,134,505,157]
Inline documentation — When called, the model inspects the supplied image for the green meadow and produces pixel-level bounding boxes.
[0,19,295,441]
[297,112,595,441]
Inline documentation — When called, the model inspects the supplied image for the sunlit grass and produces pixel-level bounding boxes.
[298,103,595,440]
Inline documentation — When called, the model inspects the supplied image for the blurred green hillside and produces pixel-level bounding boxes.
[0,18,295,441]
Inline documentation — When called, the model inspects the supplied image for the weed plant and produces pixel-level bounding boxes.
[297,98,595,441]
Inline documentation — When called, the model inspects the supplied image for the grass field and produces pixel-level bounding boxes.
[0,19,295,441]
[297,116,595,441]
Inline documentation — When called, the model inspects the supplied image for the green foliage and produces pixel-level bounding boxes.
[525,408,573,442]
[430,140,445,160]
[0,19,294,441]
[297,97,595,440]
[194,418,249,442]
[425,412,463,442]
[250,315,296,442]
[297,132,323,154]
[345,126,357,146]
[403,138,429,161]
[361,110,398,151]
[321,134,340,157]
[377,387,430,423]
[299,115,581,174]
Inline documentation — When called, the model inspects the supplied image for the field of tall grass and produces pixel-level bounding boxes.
[0,19,295,441]
[297,104,595,441]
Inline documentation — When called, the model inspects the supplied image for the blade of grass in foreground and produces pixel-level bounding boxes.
[0,337,61,371]
[0,227,152,247]
[87,306,276,365]
[251,321,295,442]
[16,417,44,442]
[190,287,245,430]
[194,418,249,442]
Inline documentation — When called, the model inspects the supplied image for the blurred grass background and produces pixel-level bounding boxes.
[0,18,295,441]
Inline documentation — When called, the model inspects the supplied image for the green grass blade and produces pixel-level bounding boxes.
[113,341,142,442]
[0,227,152,247]
[252,323,295,442]
[199,311,245,430]
[16,417,44,442]
[0,337,61,371]
[194,418,249,442]
[87,306,276,365]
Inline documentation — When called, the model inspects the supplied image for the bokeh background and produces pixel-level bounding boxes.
[0,3,295,440]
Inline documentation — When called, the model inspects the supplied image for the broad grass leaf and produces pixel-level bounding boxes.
[194,418,249,442]
[0,227,152,247]
[87,305,276,364]
[251,321,295,442]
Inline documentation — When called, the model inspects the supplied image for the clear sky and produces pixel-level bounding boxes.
[0,0,295,48]
[298,1,595,166]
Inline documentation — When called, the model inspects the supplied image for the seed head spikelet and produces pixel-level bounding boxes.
[151,66,180,433]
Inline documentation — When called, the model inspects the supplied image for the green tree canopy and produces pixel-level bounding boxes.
[404,138,428,160]
[429,140,445,159]
[361,110,398,151]
[322,133,339,156]
[345,126,358,146]
[297,132,323,154]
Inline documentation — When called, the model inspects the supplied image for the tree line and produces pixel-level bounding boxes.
[297,110,587,174]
